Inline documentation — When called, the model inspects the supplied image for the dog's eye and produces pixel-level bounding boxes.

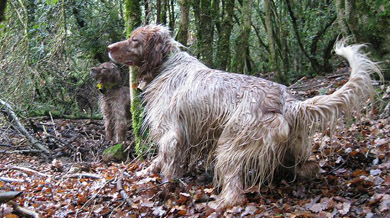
[132,38,139,42]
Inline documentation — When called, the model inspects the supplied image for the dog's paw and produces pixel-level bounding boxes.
[207,194,245,209]
[297,160,320,179]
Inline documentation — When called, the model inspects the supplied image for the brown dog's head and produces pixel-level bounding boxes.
[90,62,121,93]
[107,25,179,86]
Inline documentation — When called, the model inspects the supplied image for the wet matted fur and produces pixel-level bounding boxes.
[90,62,131,143]
[108,25,381,207]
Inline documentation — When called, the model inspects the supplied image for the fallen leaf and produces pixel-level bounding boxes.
[338,202,351,215]
[379,194,390,212]
[241,205,257,216]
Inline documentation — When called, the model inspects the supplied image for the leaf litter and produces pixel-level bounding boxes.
[0,71,389,217]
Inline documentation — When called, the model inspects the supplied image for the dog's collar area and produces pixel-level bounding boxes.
[97,82,119,94]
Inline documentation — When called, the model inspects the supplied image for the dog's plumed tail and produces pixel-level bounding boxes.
[286,42,381,137]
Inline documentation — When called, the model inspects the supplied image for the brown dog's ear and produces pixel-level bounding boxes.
[110,64,121,83]
[141,29,171,75]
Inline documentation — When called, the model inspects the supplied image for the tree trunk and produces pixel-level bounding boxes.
[168,0,175,30]
[124,0,143,155]
[0,99,51,158]
[156,0,161,24]
[0,0,7,22]
[199,0,214,67]
[160,0,167,25]
[176,0,190,46]
[215,0,234,71]
[144,0,152,24]
[279,14,289,75]
[264,0,281,80]
[231,0,253,73]
[335,0,349,36]
[192,0,201,58]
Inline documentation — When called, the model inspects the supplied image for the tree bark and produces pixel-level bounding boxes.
[231,0,253,73]
[279,4,289,75]
[199,0,214,67]
[156,0,161,24]
[176,0,190,46]
[160,0,167,25]
[192,0,201,58]
[335,0,349,36]
[285,0,335,74]
[264,0,280,78]
[168,0,175,30]
[0,0,7,22]
[0,99,51,157]
[215,0,234,71]
[144,0,152,24]
[124,0,143,155]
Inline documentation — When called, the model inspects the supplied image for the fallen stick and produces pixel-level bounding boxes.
[64,173,102,179]
[9,165,50,177]
[117,171,133,206]
[9,200,41,218]
[75,178,114,217]
[0,149,40,154]
[0,177,26,183]
[0,99,51,157]
[0,143,14,147]
[0,191,23,203]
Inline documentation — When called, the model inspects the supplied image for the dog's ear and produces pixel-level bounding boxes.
[143,29,171,72]
[110,64,121,83]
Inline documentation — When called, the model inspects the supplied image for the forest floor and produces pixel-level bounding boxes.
[1,70,390,218]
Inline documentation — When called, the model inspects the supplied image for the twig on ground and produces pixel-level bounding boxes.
[9,200,41,218]
[0,177,26,183]
[117,171,133,206]
[75,177,114,218]
[326,73,348,79]
[290,83,326,90]
[289,76,307,88]
[64,173,102,179]
[49,111,61,138]
[9,165,50,177]
[0,98,51,157]
[0,149,40,154]
[0,191,23,203]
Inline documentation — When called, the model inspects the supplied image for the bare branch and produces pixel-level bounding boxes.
[0,98,51,157]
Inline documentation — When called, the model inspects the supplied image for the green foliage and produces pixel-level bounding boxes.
[0,0,125,118]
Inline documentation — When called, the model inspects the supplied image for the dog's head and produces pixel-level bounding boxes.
[90,62,121,93]
[107,25,179,87]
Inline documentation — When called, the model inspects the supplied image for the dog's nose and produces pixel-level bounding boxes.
[107,44,119,53]
[90,68,96,76]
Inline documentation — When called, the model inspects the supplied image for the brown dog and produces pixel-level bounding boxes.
[108,25,380,207]
[90,62,131,143]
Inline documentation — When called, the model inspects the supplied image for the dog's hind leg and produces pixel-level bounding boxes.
[213,142,246,208]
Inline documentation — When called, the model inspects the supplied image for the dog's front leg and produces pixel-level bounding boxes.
[114,109,128,143]
[100,100,113,141]
[157,130,186,180]
[137,130,184,179]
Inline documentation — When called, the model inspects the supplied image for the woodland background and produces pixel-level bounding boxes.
[1,0,390,217]
[0,0,389,118]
